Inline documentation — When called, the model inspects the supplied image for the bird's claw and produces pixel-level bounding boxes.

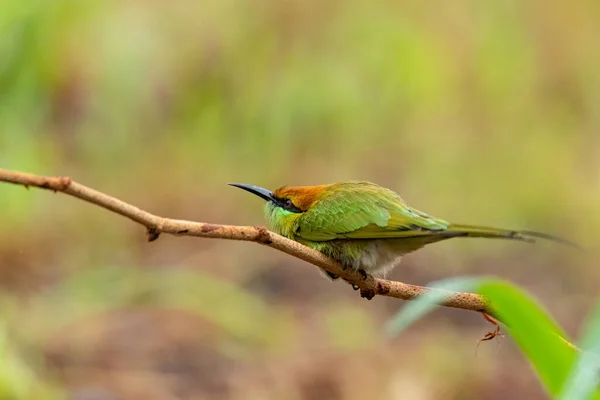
[339,267,371,295]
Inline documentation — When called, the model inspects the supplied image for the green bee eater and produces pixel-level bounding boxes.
[230,181,574,280]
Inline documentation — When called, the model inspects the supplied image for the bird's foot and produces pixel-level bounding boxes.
[341,277,360,291]
[337,266,371,295]
[354,270,373,298]
[358,269,369,280]
[325,271,339,280]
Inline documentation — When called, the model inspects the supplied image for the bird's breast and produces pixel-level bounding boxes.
[352,240,405,278]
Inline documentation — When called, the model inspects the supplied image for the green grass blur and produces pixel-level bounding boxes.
[0,0,599,398]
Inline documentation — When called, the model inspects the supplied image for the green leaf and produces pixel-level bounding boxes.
[559,299,600,400]
[386,277,582,398]
[477,280,579,397]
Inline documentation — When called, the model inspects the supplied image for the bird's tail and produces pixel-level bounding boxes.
[446,224,580,249]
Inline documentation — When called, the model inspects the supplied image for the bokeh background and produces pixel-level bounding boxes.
[1,1,599,398]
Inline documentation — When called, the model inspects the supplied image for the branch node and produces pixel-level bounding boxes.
[200,224,219,233]
[254,226,272,245]
[40,181,53,191]
[57,176,72,190]
[37,176,72,192]
[147,227,161,242]
[360,287,375,300]
[376,281,390,295]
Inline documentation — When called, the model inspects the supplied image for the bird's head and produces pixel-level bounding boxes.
[228,183,327,238]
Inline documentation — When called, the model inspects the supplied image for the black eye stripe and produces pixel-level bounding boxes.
[275,197,303,213]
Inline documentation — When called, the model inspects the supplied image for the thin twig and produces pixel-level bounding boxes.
[0,168,492,312]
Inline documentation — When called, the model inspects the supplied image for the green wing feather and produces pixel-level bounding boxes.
[294,181,578,248]
[296,181,448,242]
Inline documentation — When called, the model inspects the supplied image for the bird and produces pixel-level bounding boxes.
[229,180,575,280]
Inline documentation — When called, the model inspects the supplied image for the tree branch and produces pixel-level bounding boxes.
[0,168,490,313]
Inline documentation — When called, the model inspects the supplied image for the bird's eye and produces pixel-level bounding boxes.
[283,199,293,209]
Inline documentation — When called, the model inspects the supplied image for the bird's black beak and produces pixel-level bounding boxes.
[228,183,276,202]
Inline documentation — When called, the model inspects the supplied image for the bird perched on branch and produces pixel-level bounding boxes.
[229,181,575,280]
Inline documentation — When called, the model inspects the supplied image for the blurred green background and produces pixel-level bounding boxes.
[0,0,598,398]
